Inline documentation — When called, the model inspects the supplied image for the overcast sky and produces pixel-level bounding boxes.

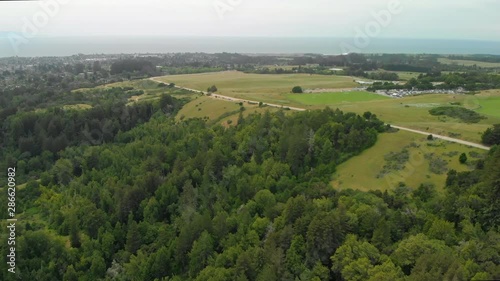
[1,0,499,41]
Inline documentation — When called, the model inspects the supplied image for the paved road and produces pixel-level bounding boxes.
[150,77,490,151]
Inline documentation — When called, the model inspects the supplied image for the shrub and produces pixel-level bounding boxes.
[207,85,218,93]
[292,86,303,93]
[429,106,486,123]
[459,153,468,164]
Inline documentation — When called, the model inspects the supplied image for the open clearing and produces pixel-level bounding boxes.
[176,95,281,126]
[288,91,389,105]
[331,130,486,192]
[176,96,242,122]
[73,79,194,105]
[155,71,357,105]
[438,58,500,68]
[62,104,92,110]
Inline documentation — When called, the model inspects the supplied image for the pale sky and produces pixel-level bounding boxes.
[0,0,499,41]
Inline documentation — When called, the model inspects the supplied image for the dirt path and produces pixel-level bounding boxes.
[390,125,490,151]
[150,77,490,151]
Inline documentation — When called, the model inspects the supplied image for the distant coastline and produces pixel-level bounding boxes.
[1,36,500,57]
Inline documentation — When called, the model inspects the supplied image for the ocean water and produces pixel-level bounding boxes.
[1,36,500,57]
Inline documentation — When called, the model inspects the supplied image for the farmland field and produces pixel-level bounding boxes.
[331,130,486,192]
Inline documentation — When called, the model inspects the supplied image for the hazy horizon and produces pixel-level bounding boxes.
[1,0,499,41]
[1,0,500,57]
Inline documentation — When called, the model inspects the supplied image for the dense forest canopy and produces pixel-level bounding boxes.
[1,97,499,280]
[0,56,499,281]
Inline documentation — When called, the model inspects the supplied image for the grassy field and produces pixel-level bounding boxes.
[176,96,242,122]
[331,130,486,192]
[154,71,500,143]
[288,91,389,105]
[73,79,194,105]
[155,71,357,105]
[473,90,500,118]
[175,96,282,126]
[62,104,93,110]
[368,70,421,81]
[290,93,500,143]
[438,58,500,68]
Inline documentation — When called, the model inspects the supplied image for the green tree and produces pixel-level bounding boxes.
[125,216,141,254]
[207,85,218,93]
[341,257,373,281]
[331,235,381,278]
[286,235,307,276]
[90,252,106,278]
[481,124,500,145]
[150,246,172,279]
[459,153,468,164]
[292,86,303,93]
[69,213,81,248]
[254,189,276,218]
[427,219,457,246]
[391,234,448,273]
[52,158,73,185]
[363,111,373,120]
[189,231,215,277]
[408,251,461,281]
[63,265,78,281]
[367,260,404,281]
[307,211,344,264]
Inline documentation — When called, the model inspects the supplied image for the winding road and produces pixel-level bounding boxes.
[150,77,491,151]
